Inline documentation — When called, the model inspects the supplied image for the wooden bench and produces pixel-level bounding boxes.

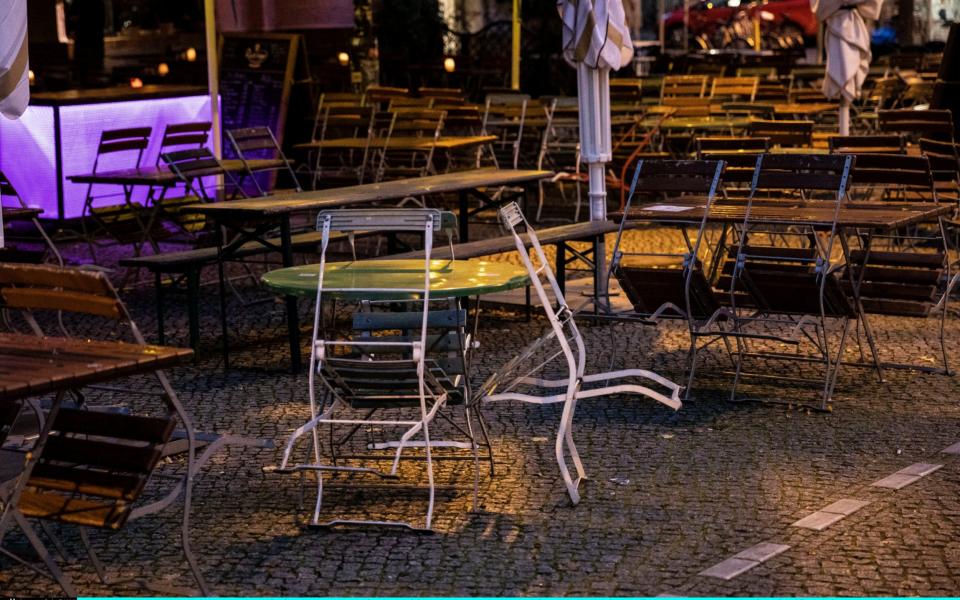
[390,219,619,300]
[120,230,352,350]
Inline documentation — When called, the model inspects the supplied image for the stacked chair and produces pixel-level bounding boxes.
[478,202,682,505]
[267,209,485,530]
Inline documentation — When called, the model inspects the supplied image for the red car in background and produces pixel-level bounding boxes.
[663,0,817,48]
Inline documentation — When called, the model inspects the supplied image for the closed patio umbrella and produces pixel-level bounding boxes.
[558,0,633,223]
[0,0,29,121]
[814,0,882,135]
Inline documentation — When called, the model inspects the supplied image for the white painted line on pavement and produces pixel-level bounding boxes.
[699,542,790,580]
[871,463,943,490]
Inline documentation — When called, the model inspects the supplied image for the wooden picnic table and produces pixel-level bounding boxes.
[184,168,553,372]
[615,199,951,230]
[0,333,192,402]
[294,135,496,151]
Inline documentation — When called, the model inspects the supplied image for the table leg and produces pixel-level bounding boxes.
[215,225,230,370]
[187,268,201,357]
[840,230,883,381]
[555,242,566,298]
[458,190,469,242]
[155,271,166,345]
[281,216,302,373]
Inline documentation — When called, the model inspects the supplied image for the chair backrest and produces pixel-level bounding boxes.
[161,148,244,201]
[878,109,955,141]
[751,153,854,195]
[611,160,725,320]
[661,75,709,99]
[0,262,125,323]
[226,126,300,195]
[788,66,825,90]
[364,85,410,109]
[919,137,960,186]
[538,97,580,172]
[609,78,644,105]
[710,76,759,101]
[828,134,906,154]
[226,126,282,155]
[482,93,532,169]
[92,127,152,172]
[748,119,814,147]
[155,122,211,164]
[309,209,447,412]
[847,153,937,198]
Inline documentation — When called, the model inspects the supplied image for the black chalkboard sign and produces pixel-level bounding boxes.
[219,33,300,190]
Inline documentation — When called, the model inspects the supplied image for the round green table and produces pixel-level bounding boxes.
[262,259,531,300]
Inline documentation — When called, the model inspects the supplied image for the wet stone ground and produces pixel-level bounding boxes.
[3,222,960,597]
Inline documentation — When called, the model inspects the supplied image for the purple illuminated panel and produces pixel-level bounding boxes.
[0,94,212,219]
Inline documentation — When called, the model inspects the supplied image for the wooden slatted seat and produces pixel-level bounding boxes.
[0,263,212,594]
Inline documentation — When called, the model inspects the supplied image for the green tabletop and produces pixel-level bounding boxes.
[262,259,530,300]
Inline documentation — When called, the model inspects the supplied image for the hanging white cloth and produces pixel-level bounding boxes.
[0,0,29,120]
[813,0,881,102]
[557,0,632,222]
[559,0,634,70]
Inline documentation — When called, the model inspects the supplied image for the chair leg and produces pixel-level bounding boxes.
[421,407,436,530]
[181,464,210,596]
[38,521,70,563]
[463,405,481,513]
[473,404,496,477]
[14,512,76,597]
[77,528,109,585]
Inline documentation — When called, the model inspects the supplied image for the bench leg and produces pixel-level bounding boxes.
[155,271,166,346]
[187,268,201,358]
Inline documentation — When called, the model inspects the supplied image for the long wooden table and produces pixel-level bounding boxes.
[183,168,553,372]
[615,199,951,230]
[294,135,496,151]
[0,334,193,401]
[67,159,278,253]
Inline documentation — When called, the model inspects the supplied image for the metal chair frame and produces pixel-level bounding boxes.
[479,202,682,505]
[267,208,479,531]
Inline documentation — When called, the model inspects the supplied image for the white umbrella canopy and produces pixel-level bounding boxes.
[813,0,882,134]
[558,0,633,222]
[0,0,29,121]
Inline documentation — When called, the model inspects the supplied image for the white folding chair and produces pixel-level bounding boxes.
[478,203,683,505]
[267,208,477,530]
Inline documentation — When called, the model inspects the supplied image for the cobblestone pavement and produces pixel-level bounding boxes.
[3,223,960,596]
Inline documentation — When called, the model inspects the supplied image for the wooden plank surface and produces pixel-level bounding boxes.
[0,334,193,401]
[68,159,256,186]
[184,168,554,217]
[615,199,950,230]
[1,207,43,221]
[295,135,497,151]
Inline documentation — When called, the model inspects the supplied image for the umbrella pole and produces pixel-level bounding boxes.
[204,0,222,158]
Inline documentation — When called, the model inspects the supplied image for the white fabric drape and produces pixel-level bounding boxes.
[813,0,881,102]
[0,0,30,120]
[559,0,633,70]
[558,0,632,222]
